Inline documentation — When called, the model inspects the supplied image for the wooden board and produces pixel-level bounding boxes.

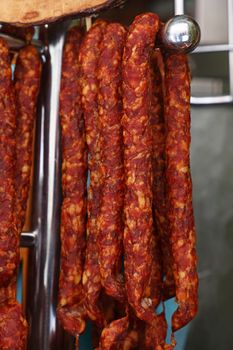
[0,0,125,26]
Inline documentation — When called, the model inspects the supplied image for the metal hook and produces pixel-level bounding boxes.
[162,15,201,53]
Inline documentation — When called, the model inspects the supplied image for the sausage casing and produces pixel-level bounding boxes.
[122,12,161,324]
[14,45,41,233]
[150,49,175,300]
[97,22,126,303]
[164,53,198,331]
[57,26,87,336]
[0,37,28,350]
[80,20,108,327]
[0,38,18,287]
[0,302,28,350]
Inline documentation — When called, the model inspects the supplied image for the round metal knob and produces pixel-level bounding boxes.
[162,15,201,53]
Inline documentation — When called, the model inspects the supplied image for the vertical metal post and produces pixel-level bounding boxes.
[174,0,184,15]
[26,22,75,350]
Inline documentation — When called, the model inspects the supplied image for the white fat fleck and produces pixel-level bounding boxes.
[141,297,152,309]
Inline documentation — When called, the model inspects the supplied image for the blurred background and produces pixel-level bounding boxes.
[80,1,233,349]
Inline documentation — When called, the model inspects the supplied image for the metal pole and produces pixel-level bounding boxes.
[26,22,75,350]
[174,0,184,15]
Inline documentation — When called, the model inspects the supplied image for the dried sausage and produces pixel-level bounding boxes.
[100,313,148,350]
[0,302,28,349]
[0,37,28,350]
[164,53,198,331]
[0,37,19,289]
[80,20,108,327]
[120,316,144,350]
[97,22,126,303]
[14,45,41,233]
[144,236,167,349]
[122,12,162,325]
[99,315,129,350]
[57,26,87,336]
[150,49,175,300]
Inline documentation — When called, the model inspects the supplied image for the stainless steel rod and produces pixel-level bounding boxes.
[25,22,74,350]
[193,44,233,53]
[191,95,233,105]
[0,33,44,52]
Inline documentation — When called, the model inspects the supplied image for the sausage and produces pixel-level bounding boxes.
[1,43,42,349]
[121,329,138,350]
[0,281,16,304]
[97,22,126,303]
[0,302,28,350]
[99,315,129,350]
[79,19,108,327]
[150,49,175,300]
[0,43,41,348]
[122,12,162,325]
[99,302,129,350]
[164,53,198,331]
[1,25,34,42]
[144,318,173,350]
[120,316,145,350]
[0,37,28,349]
[143,237,167,349]
[14,45,41,233]
[100,312,148,350]
[92,297,117,350]
[93,306,116,350]
[57,26,87,336]
[0,37,19,288]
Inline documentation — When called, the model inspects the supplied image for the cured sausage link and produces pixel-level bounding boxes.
[0,38,18,320]
[0,37,28,350]
[97,22,126,303]
[57,26,87,336]
[99,315,129,350]
[0,38,18,287]
[164,53,198,331]
[14,45,41,233]
[0,302,28,349]
[150,49,175,300]
[97,23,128,346]
[122,12,162,325]
[142,49,170,350]
[80,20,108,327]
[122,13,157,320]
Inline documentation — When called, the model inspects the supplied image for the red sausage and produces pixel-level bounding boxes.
[100,315,129,350]
[164,53,198,332]
[122,12,162,325]
[14,44,42,233]
[0,302,28,349]
[150,49,175,300]
[97,22,126,303]
[0,37,28,350]
[57,26,87,336]
[79,19,108,327]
